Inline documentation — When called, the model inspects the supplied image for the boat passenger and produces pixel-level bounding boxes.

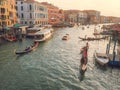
[25,46,30,51]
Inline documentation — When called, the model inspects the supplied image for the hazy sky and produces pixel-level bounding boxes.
[36,0,120,17]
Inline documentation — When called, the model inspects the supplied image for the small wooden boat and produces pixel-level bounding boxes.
[15,42,39,54]
[82,27,85,30]
[79,37,100,41]
[93,32,100,35]
[78,36,108,41]
[4,35,16,42]
[94,51,109,66]
[80,63,87,75]
[62,34,70,40]
[93,28,100,35]
[34,28,54,42]
[80,43,89,74]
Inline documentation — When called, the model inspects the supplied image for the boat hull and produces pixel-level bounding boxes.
[15,42,39,55]
[62,34,70,40]
[94,51,109,66]
[34,28,53,42]
[15,49,32,54]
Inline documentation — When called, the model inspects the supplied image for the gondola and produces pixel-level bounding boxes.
[80,43,89,75]
[78,36,108,41]
[15,42,39,54]
[79,37,100,41]
[94,51,109,66]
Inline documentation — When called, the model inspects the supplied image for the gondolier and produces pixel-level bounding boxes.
[80,42,89,65]
[80,42,89,75]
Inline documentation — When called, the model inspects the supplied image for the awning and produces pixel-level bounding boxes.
[13,23,21,28]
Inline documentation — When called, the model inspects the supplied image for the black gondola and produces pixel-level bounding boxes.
[15,42,39,54]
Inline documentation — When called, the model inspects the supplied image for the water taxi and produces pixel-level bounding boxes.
[62,34,70,40]
[34,28,54,42]
[26,27,44,37]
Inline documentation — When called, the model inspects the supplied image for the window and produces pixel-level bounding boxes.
[16,13,18,17]
[21,6,23,11]
[16,6,18,10]
[25,21,27,24]
[1,8,5,14]
[21,2,23,4]
[21,13,24,18]
[29,5,32,10]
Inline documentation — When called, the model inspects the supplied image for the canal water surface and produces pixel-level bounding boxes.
[0,25,120,90]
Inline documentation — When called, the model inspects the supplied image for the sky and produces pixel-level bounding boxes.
[36,0,120,17]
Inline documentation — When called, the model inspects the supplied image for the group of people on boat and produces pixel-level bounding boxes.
[25,41,38,51]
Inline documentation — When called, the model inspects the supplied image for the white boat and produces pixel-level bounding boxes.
[34,28,54,42]
[62,34,70,40]
[94,51,109,65]
[26,27,44,37]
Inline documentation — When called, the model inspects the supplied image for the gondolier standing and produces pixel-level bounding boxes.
[80,42,89,65]
[80,42,89,75]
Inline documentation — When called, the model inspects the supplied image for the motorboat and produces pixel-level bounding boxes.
[62,34,70,40]
[26,27,44,37]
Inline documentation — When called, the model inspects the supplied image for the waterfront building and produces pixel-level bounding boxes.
[100,16,120,23]
[64,10,88,25]
[64,10,79,24]
[100,16,108,23]
[107,16,120,23]
[83,10,100,24]
[16,0,48,26]
[41,2,64,25]
[68,13,78,24]
[0,0,17,27]
[77,11,88,25]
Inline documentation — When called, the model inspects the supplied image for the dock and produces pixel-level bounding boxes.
[108,54,120,61]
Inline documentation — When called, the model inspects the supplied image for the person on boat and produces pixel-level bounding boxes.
[25,46,31,51]
[80,42,89,65]
[85,35,87,39]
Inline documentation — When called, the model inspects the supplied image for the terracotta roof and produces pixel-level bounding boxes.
[16,0,39,3]
[24,0,39,3]
[41,2,58,9]
[83,10,99,12]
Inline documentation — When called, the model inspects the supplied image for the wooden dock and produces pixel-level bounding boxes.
[108,54,120,61]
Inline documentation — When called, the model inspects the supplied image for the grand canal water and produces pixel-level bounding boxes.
[0,25,120,90]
